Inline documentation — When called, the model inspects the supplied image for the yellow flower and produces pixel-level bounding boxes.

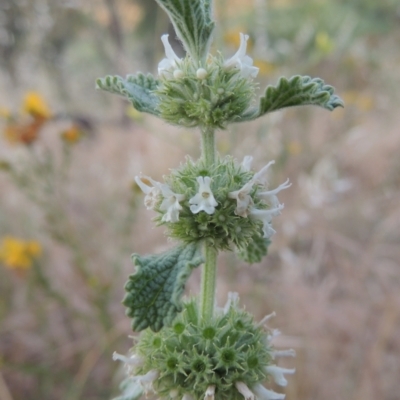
[22,91,51,120]
[0,237,42,271]
[1,91,51,146]
[3,118,45,145]
[61,125,83,144]
[315,32,335,55]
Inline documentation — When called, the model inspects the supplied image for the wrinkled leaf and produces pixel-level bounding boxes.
[156,0,215,61]
[123,243,204,332]
[96,73,160,116]
[241,75,344,121]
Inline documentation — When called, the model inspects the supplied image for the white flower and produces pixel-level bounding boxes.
[265,365,296,387]
[253,160,275,186]
[249,205,284,238]
[112,351,144,367]
[135,175,162,210]
[189,176,218,214]
[112,351,144,374]
[252,384,286,400]
[115,377,143,400]
[241,155,253,172]
[228,180,254,217]
[266,329,282,344]
[257,179,292,208]
[159,184,185,222]
[229,160,291,235]
[229,159,289,218]
[256,311,276,327]
[137,369,159,393]
[158,34,182,77]
[223,292,240,314]
[204,385,216,400]
[235,382,255,400]
[182,394,195,400]
[224,33,259,78]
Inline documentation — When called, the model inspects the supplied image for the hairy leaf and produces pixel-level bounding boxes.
[237,235,271,264]
[96,73,160,116]
[155,0,215,61]
[123,243,204,332]
[241,75,344,121]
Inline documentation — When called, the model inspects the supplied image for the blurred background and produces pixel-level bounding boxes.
[0,0,399,399]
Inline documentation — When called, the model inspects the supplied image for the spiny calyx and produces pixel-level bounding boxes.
[135,156,290,256]
[113,294,296,400]
[156,33,258,129]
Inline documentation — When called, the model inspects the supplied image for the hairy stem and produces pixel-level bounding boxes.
[200,244,218,321]
[201,126,216,166]
[200,126,217,321]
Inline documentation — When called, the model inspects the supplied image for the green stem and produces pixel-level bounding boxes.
[200,126,217,321]
[201,126,216,166]
[200,245,218,321]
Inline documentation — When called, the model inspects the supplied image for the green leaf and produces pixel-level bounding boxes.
[123,243,204,332]
[96,73,160,116]
[241,75,344,121]
[237,235,271,264]
[155,0,215,61]
[112,377,143,400]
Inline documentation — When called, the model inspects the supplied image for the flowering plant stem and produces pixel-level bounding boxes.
[200,127,217,322]
[201,126,216,166]
[98,2,344,396]
[200,244,218,321]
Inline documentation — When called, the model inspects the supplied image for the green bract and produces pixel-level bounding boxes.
[135,300,272,400]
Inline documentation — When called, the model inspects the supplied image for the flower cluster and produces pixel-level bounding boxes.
[113,295,295,400]
[135,176,186,223]
[1,92,51,145]
[135,156,290,252]
[158,33,259,80]
[155,33,258,129]
[1,92,85,146]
